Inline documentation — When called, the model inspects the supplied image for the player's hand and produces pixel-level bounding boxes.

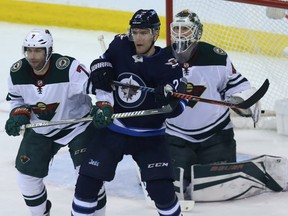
[5,105,31,136]
[90,101,114,128]
[230,87,261,126]
[154,84,175,106]
[90,59,115,92]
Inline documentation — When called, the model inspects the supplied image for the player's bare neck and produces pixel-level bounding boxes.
[143,46,156,57]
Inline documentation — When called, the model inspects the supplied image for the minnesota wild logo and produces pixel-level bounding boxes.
[56,57,70,70]
[31,102,59,121]
[11,60,22,73]
[186,82,206,108]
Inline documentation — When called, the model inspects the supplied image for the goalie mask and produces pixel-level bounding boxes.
[170,10,203,64]
[23,29,53,70]
[128,9,160,42]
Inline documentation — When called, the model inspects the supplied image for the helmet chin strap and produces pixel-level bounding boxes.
[30,59,50,75]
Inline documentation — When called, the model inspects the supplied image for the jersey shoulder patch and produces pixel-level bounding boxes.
[10,58,30,73]
[194,42,228,66]
[10,58,33,84]
[115,33,128,40]
[10,60,23,73]
[56,56,71,70]
[52,53,75,70]
[213,46,227,56]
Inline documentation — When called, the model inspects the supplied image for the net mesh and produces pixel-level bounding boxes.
[170,0,288,113]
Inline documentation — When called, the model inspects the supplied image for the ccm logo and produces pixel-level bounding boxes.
[148,162,169,168]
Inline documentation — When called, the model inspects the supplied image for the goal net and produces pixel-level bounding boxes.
[166,0,288,129]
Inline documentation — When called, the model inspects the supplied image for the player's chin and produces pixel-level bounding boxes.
[33,63,45,71]
[135,45,145,53]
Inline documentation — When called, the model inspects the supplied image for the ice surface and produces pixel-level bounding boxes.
[0,22,287,216]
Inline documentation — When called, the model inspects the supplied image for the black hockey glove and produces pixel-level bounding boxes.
[154,83,175,106]
[90,101,114,128]
[5,105,31,136]
[90,59,115,92]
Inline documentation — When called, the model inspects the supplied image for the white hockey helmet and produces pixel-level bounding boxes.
[170,10,203,63]
[23,29,53,63]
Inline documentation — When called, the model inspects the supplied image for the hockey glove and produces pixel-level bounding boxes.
[90,59,115,92]
[90,101,114,128]
[5,105,31,136]
[154,83,175,106]
[230,87,261,126]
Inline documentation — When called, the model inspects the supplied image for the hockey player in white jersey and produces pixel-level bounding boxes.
[165,10,262,199]
[5,29,106,216]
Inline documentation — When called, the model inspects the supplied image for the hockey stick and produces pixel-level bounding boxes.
[23,77,188,129]
[135,163,195,211]
[98,34,269,110]
[98,35,107,53]
[22,104,173,129]
[112,79,270,109]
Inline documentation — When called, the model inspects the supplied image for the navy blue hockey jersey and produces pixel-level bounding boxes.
[101,34,185,136]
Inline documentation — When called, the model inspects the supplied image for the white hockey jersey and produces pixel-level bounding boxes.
[7,53,93,145]
[165,42,252,143]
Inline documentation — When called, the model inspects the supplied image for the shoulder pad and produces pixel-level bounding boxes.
[10,58,29,73]
[52,53,75,70]
[194,42,228,66]
[115,34,129,40]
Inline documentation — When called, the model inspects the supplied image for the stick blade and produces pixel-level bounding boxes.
[237,79,270,109]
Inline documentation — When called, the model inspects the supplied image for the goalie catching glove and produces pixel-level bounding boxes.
[90,101,114,128]
[154,83,175,106]
[230,87,261,124]
[90,59,115,92]
[5,105,31,136]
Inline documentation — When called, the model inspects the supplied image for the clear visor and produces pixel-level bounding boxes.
[170,23,198,53]
[129,28,155,41]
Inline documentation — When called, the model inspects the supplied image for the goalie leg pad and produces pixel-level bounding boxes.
[190,155,288,201]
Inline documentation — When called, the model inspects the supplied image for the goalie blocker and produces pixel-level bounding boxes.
[173,155,288,202]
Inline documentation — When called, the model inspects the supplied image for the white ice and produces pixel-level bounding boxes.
[0,22,288,216]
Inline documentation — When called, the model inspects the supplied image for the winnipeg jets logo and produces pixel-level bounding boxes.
[132,55,143,63]
[116,34,127,40]
[119,79,139,101]
[116,73,147,108]
[118,76,142,102]
[165,58,179,68]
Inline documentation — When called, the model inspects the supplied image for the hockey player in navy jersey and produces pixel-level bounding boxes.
[165,10,262,200]
[71,9,187,216]
[5,29,106,216]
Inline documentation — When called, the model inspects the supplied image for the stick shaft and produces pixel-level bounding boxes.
[23,105,173,129]
[112,79,269,109]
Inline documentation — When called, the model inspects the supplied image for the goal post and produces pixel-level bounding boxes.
[165,0,288,129]
[226,0,288,8]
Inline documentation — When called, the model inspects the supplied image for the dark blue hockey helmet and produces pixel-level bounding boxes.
[129,9,160,30]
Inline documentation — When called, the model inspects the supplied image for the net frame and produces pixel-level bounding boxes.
[166,0,288,45]
[165,0,288,129]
